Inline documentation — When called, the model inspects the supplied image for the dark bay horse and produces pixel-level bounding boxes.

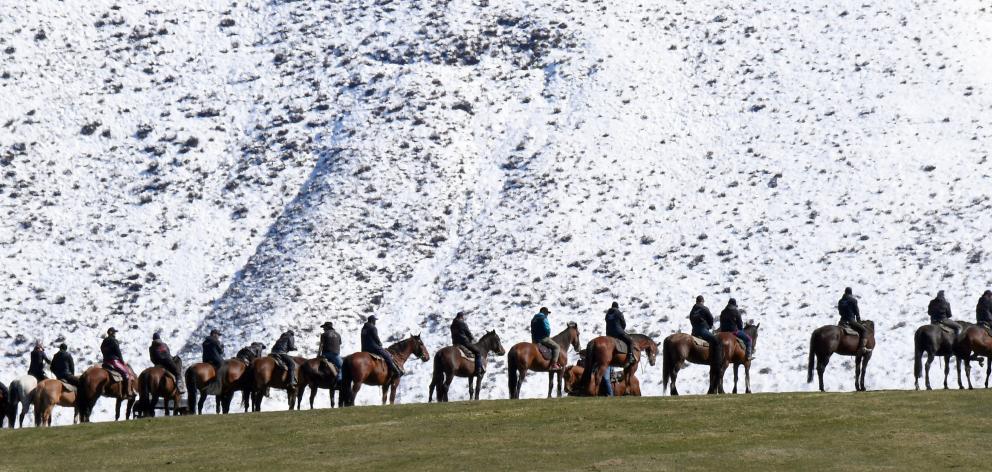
[0,380,7,428]
[76,366,136,423]
[575,334,657,396]
[218,355,258,414]
[807,320,875,392]
[32,379,78,427]
[913,322,974,390]
[185,362,219,415]
[295,358,340,409]
[954,325,992,389]
[662,332,723,396]
[247,355,306,412]
[563,365,641,396]
[714,323,760,394]
[506,322,581,399]
[429,331,506,402]
[135,366,185,417]
[340,335,431,407]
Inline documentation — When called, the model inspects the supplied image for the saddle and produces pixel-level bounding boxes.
[456,345,476,360]
[59,380,77,393]
[840,326,858,336]
[691,335,745,351]
[937,324,956,335]
[368,352,384,362]
[269,354,293,371]
[537,344,554,361]
[318,358,337,376]
[101,364,125,383]
[610,337,629,354]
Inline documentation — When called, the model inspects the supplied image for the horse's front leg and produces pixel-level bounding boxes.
[986,356,991,388]
[381,384,389,405]
[557,370,563,398]
[942,355,950,390]
[732,363,740,394]
[744,361,752,394]
[389,380,398,405]
[860,352,872,391]
[965,358,974,389]
[115,398,123,421]
[547,372,554,399]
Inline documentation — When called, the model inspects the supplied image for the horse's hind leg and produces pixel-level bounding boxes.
[816,354,829,392]
[965,359,974,390]
[669,368,679,396]
[942,355,950,390]
[860,352,872,391]
[381,384,389,405]
[732,364,740,394]
[986,357,991,388]
[744,362,752,394]
[956,357,965,389]
[924,352,933,390]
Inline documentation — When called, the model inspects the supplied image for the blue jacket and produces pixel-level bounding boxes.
[531,313,551,342]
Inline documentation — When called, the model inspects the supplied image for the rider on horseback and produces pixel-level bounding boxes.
[149,332,185,394]
[28,341,51,382]
[51,343,78,387]
[928,290,960,337]
[271,330,299,388]
[531,307,561,372]
[975,291,992,332]
[719,298,753,360]
[838,287,870,354]
[451,312,484,375]
[319,321,343,381]
[101,327,131,384]
[202,329,224,370]
[689,296,719,345]
[605,302,636,367]
[362,315,404,378]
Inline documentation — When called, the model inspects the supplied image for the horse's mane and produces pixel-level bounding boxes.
[387,335,420,353]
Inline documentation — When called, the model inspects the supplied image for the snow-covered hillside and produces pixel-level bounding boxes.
[2,0,991,423]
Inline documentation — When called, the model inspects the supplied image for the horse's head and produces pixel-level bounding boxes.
[483,330,506,356]
[567,321,581,351]
[411,334,431,362]
[745,321,760,347]
[634,335,658,366]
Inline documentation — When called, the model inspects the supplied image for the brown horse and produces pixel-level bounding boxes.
[563,365,641,396]
[185,362,219,415]
[429,331,506,402]
[76,365,136,423]
[661,331,724,396]
[807,320,875,392]
[340,335,431,407]
[247,355,306,412]
[714,323,760,394]
[506,322,581,399]
[31,379,78,427]
[954,325,992,389]
[575,334,658,396]
[217,356,258,414]
[295,358,340,409]
[135,366,186,417]
[0,380,7,428]
[913,322,974,390]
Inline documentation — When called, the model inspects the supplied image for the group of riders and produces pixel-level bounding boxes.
[17,288,992,404]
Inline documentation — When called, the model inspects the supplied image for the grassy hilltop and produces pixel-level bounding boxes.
[0,390,986,471]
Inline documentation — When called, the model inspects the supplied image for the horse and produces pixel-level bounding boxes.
[6,375,38,428]
[713,323,760,394]
[913,322,974,390]
[563,365,641,396]
[340,335,431,407]
[31,379,78,427]
[185,362,219,415]
[218,355,258,414]
[247,355,306,412]
[506,322,581,399]
[76,365,137,423]
[661,330,724,396]
[295,357,340,409]
[807,320,875,392]
[0,380,8,428]
[954,325,992,389]
[429,330,506,402]
[575,333,658,397]
[135,366,187,417]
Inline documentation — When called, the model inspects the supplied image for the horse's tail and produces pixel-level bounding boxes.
[428,354,442,402]
[139,371,153,416]
[914,328,925,380]
[339,359,353,407]
[807,332,817,384]
[241,361,255,411]
[506,349,518,399]
[662,337,674,393]
[577,340,597,396]
[184,367,198,415]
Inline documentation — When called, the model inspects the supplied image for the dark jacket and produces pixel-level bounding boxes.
[101,336,123,362]
[605,308,627,338]
[689,303,714,330]
[928,296,952,322]
[531,313,551,342]
[838,294,861,323]
[450,318,474,346]
[272,333,297,354]
[319,329,342,355]
[361,323,383,352]
[202,336,225,366]
[976,295,992,324]
[51,351,75,379]
[29,349,51,376]
[719,304,744,332]
[149,340,172,363]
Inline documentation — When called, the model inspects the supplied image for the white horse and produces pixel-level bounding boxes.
[7,375,38,428]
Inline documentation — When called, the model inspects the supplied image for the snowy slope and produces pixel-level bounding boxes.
[2,0,991,423]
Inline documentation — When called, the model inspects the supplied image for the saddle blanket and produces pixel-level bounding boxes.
[691,335,745,351]
[537,344,555,361]
[456,345,476,360]
[841,326,858,336]
[611,337,630,354]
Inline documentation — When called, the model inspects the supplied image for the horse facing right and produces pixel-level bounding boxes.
[340,335,431,407]
[76,366,136,423]
[506,322,582,399]
[429,330,506,402]
[32,379,78,427]
[807,320,875,392]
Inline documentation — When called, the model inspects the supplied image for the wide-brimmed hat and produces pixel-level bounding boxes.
[320,322,334,329]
